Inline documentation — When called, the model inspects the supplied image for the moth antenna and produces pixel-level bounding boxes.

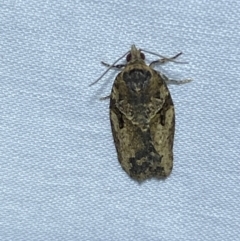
[140,48,188,64]
[89,50,130,86]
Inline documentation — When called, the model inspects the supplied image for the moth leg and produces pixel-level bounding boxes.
[89,62,125,86]
[101,61,126,69]
[160,72,192,85]
[149,52,183,67]
[165,78,192,85]
[100,95,111,100]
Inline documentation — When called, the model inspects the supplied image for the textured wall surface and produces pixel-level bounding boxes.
[1,1,239,240]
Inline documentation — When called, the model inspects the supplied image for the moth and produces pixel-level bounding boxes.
[92,45,191,181]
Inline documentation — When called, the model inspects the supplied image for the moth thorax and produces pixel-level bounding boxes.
[123,69,152,92]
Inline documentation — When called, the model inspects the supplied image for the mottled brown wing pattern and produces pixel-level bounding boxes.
[110,62,175,181]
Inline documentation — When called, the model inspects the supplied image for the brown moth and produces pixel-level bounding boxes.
[92,45,191,181]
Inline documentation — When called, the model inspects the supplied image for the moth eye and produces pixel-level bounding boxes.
[126,53,132,62]
[140,53,145,60]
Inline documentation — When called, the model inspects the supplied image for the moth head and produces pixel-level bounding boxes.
[126,45,145,62]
